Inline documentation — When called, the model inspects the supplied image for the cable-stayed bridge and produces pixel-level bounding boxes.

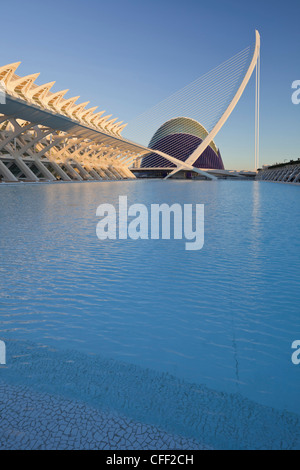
[0,31,260,183]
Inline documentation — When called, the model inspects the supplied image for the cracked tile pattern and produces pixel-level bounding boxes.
[0,340,299,450]
[0,384,209,450]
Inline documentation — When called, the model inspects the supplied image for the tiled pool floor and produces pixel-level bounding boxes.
[0,340,299,450]
[0,383,208,450]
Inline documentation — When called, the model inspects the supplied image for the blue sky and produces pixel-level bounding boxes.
[1,0,299,170]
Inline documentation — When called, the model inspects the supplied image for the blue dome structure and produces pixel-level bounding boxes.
[141,117,224,170]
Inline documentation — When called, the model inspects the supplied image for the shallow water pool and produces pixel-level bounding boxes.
[0,180,299,449]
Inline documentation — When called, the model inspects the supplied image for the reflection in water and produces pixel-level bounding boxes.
[230,182,262,390]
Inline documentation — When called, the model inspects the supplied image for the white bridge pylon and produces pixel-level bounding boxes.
[144,30,261,179]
